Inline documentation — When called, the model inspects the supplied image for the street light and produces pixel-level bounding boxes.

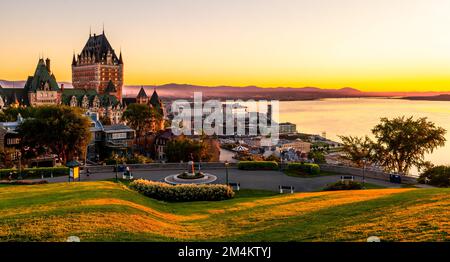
[225,160,229,185]
[362,158,367,188]
[18,151,22,180]
[115,158,118,182]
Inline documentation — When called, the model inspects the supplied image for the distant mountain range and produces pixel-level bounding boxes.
[122,84,370,100]
[402,94,450,101]
[2,79,450,101]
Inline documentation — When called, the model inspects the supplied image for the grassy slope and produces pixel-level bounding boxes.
[0,181,449,242]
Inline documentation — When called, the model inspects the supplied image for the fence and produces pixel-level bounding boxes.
[319,164,417,184]
[84,162,238,173]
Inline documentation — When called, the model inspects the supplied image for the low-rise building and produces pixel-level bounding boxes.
[86,112,135,160]
[0,114,23,166]
[153,129,176,161]
[101,125,135,157]
[279,122,297,134]
[279,140,311,154]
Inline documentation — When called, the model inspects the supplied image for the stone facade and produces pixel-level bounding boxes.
[62,89,124,125]
[72,32,123,100]
[0,58,62,108]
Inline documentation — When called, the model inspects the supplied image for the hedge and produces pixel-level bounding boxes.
[324,181,363,191]
[129,179,235,202]
[237,161,279,170]
[287,163,320,175]
[0,167,69,180]
[0,180,48,185]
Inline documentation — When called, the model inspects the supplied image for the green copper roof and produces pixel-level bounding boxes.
[105,80,117,93]
[137,87,148,98]
[24,59,60,92]
[62,89,120,107]
[150,89,160,107]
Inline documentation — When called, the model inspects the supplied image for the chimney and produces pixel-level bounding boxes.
[45,58,51,72]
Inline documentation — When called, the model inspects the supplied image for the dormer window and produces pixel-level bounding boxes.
[70,96,78,107]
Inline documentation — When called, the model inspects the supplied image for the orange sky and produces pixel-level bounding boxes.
[1,0,450,92]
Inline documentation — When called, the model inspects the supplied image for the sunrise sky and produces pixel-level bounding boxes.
[1,0,450,92]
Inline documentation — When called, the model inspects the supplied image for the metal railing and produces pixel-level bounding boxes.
[84,162,238,173]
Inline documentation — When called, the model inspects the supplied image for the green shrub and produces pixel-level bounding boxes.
[237,161,278,170]
[129,179,235,202]
[324,181,363,191]
[126,154,153,164]
[105,154,153,165]
[0,167,69,180]
[418,166,450,188]
[287,163,320,175]
[0,180,48,185]
[307,151,326,164]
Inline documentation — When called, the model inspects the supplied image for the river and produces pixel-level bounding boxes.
[279,98,450,173]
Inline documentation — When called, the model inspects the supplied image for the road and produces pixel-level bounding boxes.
[41,168,403,192]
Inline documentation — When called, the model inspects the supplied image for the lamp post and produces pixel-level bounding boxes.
[18,151,22,180]
[84,144,88,178]
[115,159,118,182]
[362,158,367,188]
[225,160,229,185]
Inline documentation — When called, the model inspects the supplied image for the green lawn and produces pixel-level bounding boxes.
[0,181,449,242]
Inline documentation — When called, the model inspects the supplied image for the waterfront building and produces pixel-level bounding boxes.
[0,58,62,108]
[0,58,122,126]
[63,87,124,125]
[279,140,311,154]
[72,30,123,100]
[279,122,297,134]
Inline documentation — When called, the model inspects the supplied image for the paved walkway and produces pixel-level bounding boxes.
[40,168,404,192]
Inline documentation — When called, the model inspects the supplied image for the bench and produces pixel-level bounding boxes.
[228,182,240,191]
[122,173,134,180]
[341,176,354,182]
[279,185,295,194]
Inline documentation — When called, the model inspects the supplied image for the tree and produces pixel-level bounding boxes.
[372,116,446,175]
[165,136,218,162]
[99,115,112,125]
[308,151,326,164]
[17,105,92,164]
[340,116,446,175]
[122,104,162,138]
[0,107,37,122]
[418,165,450,188]
[338,135,374,167]
[0,148,19,168]
[265,154,280,162]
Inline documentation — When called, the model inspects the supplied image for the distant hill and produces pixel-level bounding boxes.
[0,80,369,100]
[402,94,450,101]
[123,83,371,100]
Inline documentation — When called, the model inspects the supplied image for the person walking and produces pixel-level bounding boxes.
[125,165,131,178]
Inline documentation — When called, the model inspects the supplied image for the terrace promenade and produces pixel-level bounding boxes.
[39,163,407,192]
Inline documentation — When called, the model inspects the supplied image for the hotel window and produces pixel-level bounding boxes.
[7,138,20,145]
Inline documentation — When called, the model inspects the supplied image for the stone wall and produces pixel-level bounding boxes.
[84,162,238,173]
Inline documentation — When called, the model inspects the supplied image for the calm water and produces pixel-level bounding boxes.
[279,98,450,172]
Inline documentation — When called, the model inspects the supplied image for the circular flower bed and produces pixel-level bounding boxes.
[177,172,205,180]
